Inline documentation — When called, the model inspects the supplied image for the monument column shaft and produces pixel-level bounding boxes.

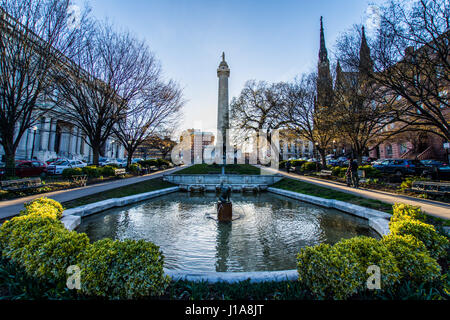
[217,75,229,145]
[217,53,230,166]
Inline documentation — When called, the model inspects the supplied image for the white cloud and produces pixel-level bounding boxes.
[365,4,381,34]
[67,5,81,30]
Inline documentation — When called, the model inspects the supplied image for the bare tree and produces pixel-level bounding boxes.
[230,80,288,154]
[144,127,179,160]
[337,0,449,141]
[0,0,89,175]
[53,21,160,165]
[113,80,183,167]
[279,73,336,168]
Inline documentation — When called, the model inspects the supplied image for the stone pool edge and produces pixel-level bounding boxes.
[60,186,180,230]
[267,187,391,237]
[60,186,391,284]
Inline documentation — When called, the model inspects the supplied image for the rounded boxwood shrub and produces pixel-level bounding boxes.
[26,228,89,282]
[389,219,449,259]
[301,161,320,172]
[297,243,363,300]
[20,197,64,220]
[382,234,441,284]
[390,203,427,225]
[62,167,83,179]
[334,236,400,291]
[0,214,64,264]
[101,166,116,177]
[79,238,170,299]
[128,163,141,174]
[82,166,102,178]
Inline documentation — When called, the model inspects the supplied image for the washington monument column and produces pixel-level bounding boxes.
[217,52,230,170]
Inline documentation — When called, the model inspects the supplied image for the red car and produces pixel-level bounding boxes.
[0,160,47,178]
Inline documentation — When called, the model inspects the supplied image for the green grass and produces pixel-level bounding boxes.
[62,178,175,209]
[272,178,394,213]
[176,164,261,175]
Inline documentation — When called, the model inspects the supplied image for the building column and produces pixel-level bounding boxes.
[49,119,57,152]
[70,126,77,156]
[40,118,51,152]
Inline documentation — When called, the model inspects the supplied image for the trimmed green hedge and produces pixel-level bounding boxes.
[62,166,120,179]
[297,202,448,299]
[80,239,170,299]
[0,198,170,299]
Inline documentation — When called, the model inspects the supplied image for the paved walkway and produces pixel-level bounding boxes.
[0,166,186,220]
[261,167,450,220]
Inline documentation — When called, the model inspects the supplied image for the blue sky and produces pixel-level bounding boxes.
[78,0,384,136]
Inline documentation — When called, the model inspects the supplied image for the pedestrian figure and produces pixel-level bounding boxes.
[346,158,359,188]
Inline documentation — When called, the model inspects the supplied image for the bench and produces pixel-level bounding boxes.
[318,170,332,178]
[114,168,127,176]
[411,181,450,196]
[70,175,88,187]
[0,177,43,192]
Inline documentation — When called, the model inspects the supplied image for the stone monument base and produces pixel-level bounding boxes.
[217,202,232,222]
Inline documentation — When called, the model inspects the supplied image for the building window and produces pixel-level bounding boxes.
[385,144,393,157]
[399,143,408,155]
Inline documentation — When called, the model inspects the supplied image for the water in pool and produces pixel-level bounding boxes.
[76,192,380,272]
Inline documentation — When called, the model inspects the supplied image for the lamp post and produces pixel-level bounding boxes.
[30,126,38,160]
[333,140,337,157]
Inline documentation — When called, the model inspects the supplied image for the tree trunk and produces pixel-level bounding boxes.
[92,145,101,166]
[319,148,327,169]
[2,135,17,177]
[127,151,133,168]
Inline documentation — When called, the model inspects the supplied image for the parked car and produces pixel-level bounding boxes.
[116,159,128,168]
[421,163,450,180]
[420,160,448,168]
[373,159,425,176]
[371,159,388,166]
[131,158,143,164]
[0,160,47,178]
[100,159,121,167]
[46,157,64,165]
[47,159,87,175]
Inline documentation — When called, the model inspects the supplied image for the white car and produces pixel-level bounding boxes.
[47,159,87,175]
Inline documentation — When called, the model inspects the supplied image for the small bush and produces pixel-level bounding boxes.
[79,238,170,299]
[334,237,400,291]
[20,197,64,220]
[156,159,170,167]
[101,166,116,177]
[297,243,362,300]
[382,234,441,284]
[279,160,287,169]
[301,161,320,172]
[82,166,102,178]
[62,167,83,179]
[128,163,141,174]
[400,177,428,192]
[390,203,427,225]
[358,165,381,178]
[389,219,449,259]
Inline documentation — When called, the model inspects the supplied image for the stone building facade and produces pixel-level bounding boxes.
[1,116,124,163]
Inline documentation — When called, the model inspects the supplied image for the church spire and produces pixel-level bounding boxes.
[335,60,343,90]
[317,16,333,108]
[359,26,373,74]
[319,16,328,63]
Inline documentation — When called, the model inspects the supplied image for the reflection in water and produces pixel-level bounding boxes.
[76,192,380,272]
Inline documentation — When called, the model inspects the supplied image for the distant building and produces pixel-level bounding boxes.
[180,129,215,164]
[0,11,124,164]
